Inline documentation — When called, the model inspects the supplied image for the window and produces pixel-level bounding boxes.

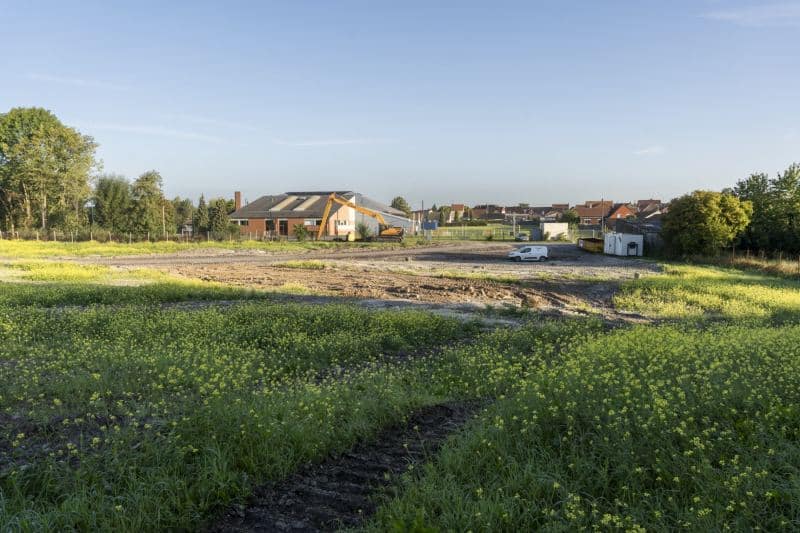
[582,218,592,225]
[304,219,322,226]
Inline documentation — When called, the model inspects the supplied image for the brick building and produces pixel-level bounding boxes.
[229,191,410,238]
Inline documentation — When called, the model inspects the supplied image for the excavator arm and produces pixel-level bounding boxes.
[316,193,388,239]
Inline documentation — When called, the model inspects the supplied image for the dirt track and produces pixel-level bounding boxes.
[79,242,659,320]
[209,402,481,532]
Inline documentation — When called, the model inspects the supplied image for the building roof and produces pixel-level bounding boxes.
[229,191,407,220]
[608,203,636,218]
[637,199,662,211]
[574,200,614,217]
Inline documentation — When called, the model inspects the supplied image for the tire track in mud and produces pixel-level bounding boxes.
[209,402,481,532]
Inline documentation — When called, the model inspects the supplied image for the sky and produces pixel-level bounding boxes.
[2,0,799,208]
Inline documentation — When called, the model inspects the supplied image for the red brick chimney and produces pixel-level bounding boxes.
[234,191,242,210]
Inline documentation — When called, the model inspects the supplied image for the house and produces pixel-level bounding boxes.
[637,199,662,212]
[228,190,411,238]
[574,200,614,226]
[472,204,506,220]
[607,203,637,221]
[530,204,569,222]
[449,204,467,222]
[503,205,536,222]
[637,199,667,222]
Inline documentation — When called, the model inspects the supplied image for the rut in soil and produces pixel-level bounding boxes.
[209,402,480,532]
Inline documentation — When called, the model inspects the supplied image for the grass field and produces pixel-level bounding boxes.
[1,251,799,530]
[0,239,425,259]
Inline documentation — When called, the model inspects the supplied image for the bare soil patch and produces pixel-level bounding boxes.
[167,262,616,313]
[209,402,480,532]
[74,242,659,321]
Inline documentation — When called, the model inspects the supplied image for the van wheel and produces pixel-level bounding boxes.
[513,256,522,262]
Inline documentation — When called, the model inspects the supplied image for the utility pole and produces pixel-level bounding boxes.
[162,203,166,239]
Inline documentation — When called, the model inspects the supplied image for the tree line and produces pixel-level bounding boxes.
[0,107,234,238]
[93,173,234,237]
[661,163,800,256]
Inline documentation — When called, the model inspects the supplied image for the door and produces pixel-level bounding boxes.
[279,220,288,236]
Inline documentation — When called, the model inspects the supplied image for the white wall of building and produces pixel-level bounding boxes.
[604,232,644,256]
[540,222,569,240]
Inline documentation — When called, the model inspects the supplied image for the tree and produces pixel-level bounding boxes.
[559,209,580,225]
[439,205,451,225]
[208,198,230,234]
[130,170,166,236]
[94,174,132,232]
[193,195,209,235]
[390,196,412,217]
[734,164,800,253]
[661,190,752,256]
[0,107,96,231]
[172,197,194,232]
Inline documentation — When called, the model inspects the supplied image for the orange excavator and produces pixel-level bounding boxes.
[316,193,405,241]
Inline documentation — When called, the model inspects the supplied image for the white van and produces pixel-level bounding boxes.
[507,245,548,262]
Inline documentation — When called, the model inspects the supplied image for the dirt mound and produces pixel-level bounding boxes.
[209,402,480,532]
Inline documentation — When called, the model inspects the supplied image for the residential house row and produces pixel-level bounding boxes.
[416,198,668,228]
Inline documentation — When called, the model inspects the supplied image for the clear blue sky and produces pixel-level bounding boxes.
[2,1,798,207]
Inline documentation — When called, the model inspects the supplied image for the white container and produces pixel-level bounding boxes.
[603,232,644,256]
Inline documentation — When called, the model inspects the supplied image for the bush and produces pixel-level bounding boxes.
[356,222,373,240]
[293,224,309,242]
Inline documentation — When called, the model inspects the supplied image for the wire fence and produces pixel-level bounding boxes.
[0,228,270,243]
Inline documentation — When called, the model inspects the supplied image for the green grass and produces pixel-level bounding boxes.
[272,260,329,270]
[0,278,600,530]
[0,239,425,259]
[2,259,800,530]
[0,261,262,307]
[370,323,800,531]
[614,264,800,322]
[435,270,520,284]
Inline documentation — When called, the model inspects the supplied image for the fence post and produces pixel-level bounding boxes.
[129,233,132,244]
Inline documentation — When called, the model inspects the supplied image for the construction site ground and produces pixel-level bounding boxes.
[78,242,659,322]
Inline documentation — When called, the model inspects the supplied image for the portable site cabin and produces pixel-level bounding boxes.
[604,232,644,257]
